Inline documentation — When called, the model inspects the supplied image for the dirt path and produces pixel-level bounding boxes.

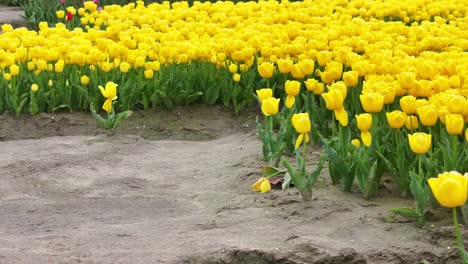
[0,106,462,264]
[0,5,26,29]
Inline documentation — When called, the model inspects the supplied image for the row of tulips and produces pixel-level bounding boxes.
[0,0,467,223]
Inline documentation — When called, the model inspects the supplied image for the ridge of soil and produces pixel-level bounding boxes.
[0,105,463,264]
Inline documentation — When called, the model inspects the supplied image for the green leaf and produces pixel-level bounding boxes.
[363,160,382,199]
[391,207,419,219]
[282,172,292,190]
[307,152,327,187]
[204,84,219,105]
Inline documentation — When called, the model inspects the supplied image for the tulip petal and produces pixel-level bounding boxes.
[361,131,372,147]
[259,179,271,193]
[295,133,304,149]
[102,99,113,113]
[286,95,295,108]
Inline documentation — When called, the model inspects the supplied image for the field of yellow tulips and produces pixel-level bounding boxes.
[0,0,467,224]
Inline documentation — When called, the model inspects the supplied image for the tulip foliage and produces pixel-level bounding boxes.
[0,0,468,215]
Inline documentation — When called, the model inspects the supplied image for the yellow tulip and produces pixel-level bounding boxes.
[408,132,431,154]
[417,104,438,127]
[31,83,39,92]
[251,177,271,193]
[317,51,332,67]
[447,95,466,115]
[277,59,293,74]
[405,115,419,130]
[256,88,273,103]
[144,69,154,79]
[2,72,11,81]
[290,64,305,79]
[257,62,275,79]
[119,62,131,73]
[428,171,468,208]
[321,89,344,111]
[285,80,300,108]
[292,113,311,149]
[360,92,384,113]
[386,110,407,129]
[9,65,19,76]
[48,80,53,87]
[334,108,348,127]
[228,63,238,74]
[360,131,372,147]
[343,71,358,87]
[400,95,417,115]
[465,129,468,142]
[329,81,347,99]
[305,78,324,95]
[351,139,361,147]
[356,113,372,131]
[261,97,280,116]
[233,73,241,82]
[56,10,65,19]
[298,59,315,76]
[445,114,464,135]
[80,75,90,86]
[98,82,118,113]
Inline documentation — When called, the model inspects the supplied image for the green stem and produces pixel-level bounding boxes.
[453,207,467,264]
[450,134,459,171]
[418,154,423,182]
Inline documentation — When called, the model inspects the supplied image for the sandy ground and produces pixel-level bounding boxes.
[0,105,463,264]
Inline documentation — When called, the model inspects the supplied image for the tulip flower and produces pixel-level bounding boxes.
[356,113,372,132]
[81,75,90,86]
[298,59,315,76]
[232,73,241,82]
[257,62,275,79]
[360,131,372,147]
[292,113,311,149]
[256,88,273,103]
[305,78,324,95]
[417,104,438,127]
[400,95,417,115]
[428,171,468,208]
[343,71,358,87]
[408,132,431,154]
[98,82,118,113]
[252,177,271,193]
[31,83,39,92]
[405,115,419,130]
[445,114,464,135]
[386,110,407,129]
[9,65,19,76]
[321,89,344,111]
[360,92,384,113]
[277,59,293,74]
[285,80,300,108]
[261,97,280,116]
[351,139,361,147]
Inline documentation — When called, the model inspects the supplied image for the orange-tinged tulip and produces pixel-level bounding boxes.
[261,97,280,116]
[400,95,417,115]
[343,71,358,87]
[445,114,464,135]
[258,62,275,79]
[360,131,372,147]
[360,92,384,113]
[252,177,271,193]
[428,171,468,208]
[417,104,438,126]
[386,110,407,129]
[256,88,273,103]
[408,132,431,154]
[356,113,372,131]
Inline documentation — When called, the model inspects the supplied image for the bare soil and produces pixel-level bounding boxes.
[0,105,464,264]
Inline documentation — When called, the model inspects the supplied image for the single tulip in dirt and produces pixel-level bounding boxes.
[99,81,118,113]
[251,177,271,193]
